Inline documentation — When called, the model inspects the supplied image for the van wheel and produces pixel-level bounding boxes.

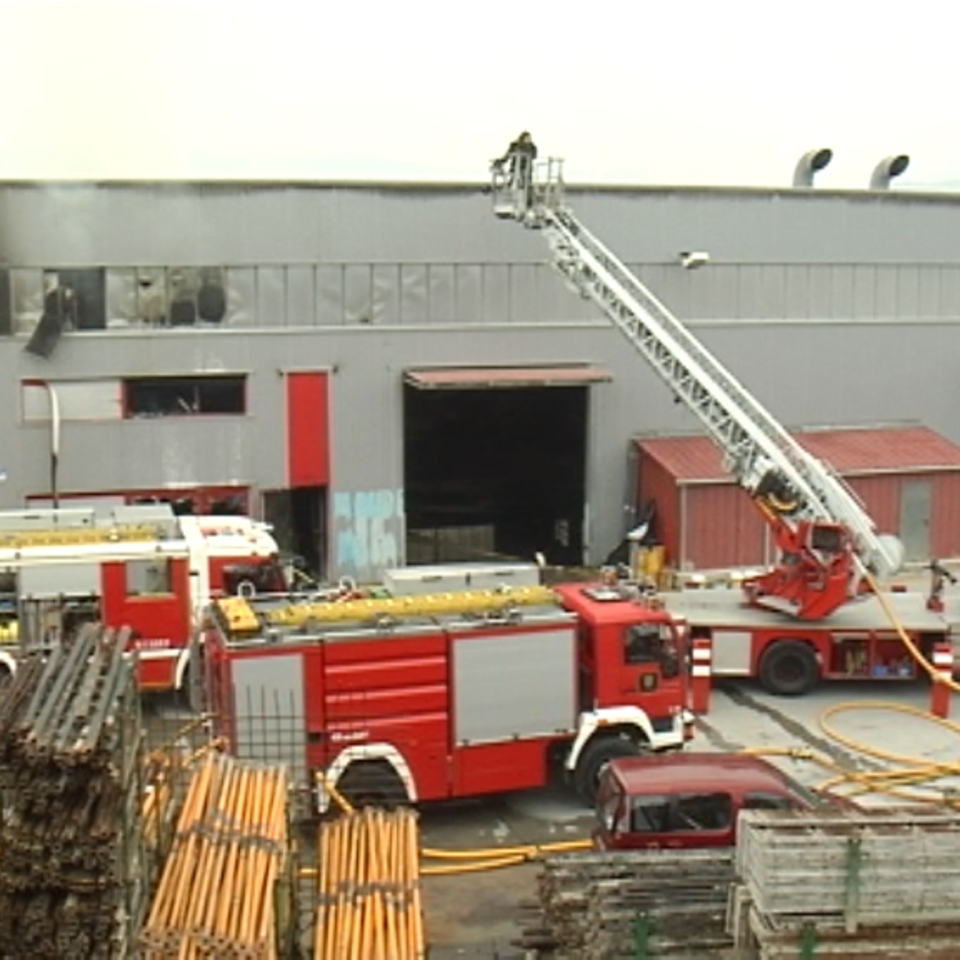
[759,639,819,696]
[574,736,646,806]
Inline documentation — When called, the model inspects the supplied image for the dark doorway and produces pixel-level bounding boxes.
[404,385,588,566]
[262,487,327,580]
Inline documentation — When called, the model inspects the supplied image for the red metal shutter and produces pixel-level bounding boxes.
[286,372,330,487]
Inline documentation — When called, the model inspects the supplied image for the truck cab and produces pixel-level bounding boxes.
[593,753,837,851]
[554,580,689,724]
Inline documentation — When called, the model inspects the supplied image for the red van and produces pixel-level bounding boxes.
[593,752,842,851]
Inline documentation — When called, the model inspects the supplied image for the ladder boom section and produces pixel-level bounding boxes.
[495,158,899,579]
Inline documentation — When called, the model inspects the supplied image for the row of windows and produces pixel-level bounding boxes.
[3,260,960,337]
[0,262,584,333]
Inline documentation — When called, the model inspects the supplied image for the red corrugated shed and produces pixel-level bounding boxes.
[637,425,960,484]
[634,425,960,569]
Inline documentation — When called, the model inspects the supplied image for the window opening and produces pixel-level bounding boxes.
[124,375,246,417]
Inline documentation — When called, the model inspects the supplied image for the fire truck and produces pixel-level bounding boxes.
[490,144,955,695]
[0,503,285,690]
[203,572,692,809]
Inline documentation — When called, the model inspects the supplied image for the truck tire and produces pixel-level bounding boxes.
[759,639,819,696]
[574,736,645,806]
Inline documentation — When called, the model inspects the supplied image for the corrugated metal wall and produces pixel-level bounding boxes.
[683,486,768,571]
[654,471,960,572]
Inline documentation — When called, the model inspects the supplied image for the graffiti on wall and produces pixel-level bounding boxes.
[334,488,405,577]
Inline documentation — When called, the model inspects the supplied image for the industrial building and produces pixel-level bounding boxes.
[2,167,960,582]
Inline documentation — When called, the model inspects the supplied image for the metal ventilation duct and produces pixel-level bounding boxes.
[792,148,833,187]
[869,155,910,189]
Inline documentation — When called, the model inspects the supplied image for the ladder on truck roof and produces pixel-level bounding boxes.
[0,523,165,551]
[490,153,903,613]
[214,585,560,637]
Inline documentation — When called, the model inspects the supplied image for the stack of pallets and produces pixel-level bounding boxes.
[731,807,960,959]
[521,849,735,958]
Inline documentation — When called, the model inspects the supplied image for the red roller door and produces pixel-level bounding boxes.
[286,372,330,488]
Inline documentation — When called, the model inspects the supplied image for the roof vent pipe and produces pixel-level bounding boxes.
[792,148,833,187]
[869,154,910,189]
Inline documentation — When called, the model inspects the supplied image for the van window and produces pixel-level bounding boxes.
[629,795,671,832]
[672,792,732,831]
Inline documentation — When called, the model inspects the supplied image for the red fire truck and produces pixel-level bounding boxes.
[203,577,692,810]
[0,503,285,690]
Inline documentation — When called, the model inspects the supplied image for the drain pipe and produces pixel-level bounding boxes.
[869,155,910,189]
[792,148,833,187]
[44,382,60,509]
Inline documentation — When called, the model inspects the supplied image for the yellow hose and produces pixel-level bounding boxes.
[420,855,528,876]
[863,569,960,691]
[420,839,590,860]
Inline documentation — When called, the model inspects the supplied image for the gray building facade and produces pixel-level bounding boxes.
[1,178,958,581]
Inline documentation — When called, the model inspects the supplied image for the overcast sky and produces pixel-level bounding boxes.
[0,0,955,188]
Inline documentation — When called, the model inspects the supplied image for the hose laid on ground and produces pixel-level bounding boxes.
[742,569,960,805]
[419,838,592,876]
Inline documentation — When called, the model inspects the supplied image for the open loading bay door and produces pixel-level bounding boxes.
[403,365,609,567]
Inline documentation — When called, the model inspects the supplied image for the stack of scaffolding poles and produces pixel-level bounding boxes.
[141,716,224,862]
[141,751,290,959]
[0,624,145,959]
[315,807,425,959]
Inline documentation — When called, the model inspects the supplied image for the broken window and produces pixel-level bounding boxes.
[123,375,246,417]
[105,266,228,327]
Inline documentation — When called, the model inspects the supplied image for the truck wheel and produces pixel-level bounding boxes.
[759,640,819,696]
[336,760,409,812]
[574,736,645,806]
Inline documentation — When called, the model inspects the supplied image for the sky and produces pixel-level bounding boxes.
[0,0,957,189]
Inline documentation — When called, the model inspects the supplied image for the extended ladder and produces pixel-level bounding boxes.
[491,158,902,581]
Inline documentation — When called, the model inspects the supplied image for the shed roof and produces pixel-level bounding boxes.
[635,425,960,484]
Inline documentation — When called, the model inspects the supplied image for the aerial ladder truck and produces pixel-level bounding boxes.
[490,147,906,623]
